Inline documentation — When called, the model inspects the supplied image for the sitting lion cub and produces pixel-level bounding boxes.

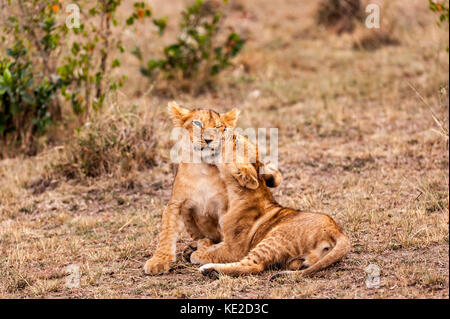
[193,133,351,278]
[143,102,281,275]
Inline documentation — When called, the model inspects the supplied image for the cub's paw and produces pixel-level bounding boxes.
[197,238,214,249]
[199,264,220,279]
[189,250,210,265]
[234,164,259,190]
[182,243,197,263]
[143,257,173,275]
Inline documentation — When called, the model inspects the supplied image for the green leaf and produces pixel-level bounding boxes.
[3,68,12,84]
[112,59,121,68]
[132,46,143,60]
[153,17,167,36]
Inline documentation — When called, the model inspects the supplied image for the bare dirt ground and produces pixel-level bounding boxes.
[0,0,449,298]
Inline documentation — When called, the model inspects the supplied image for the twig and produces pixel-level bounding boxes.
[119,217,135,232]
[95,0,111,106]
[407,82,449,139]
[17,0,51,76]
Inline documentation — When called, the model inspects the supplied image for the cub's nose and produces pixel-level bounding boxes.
[204,139,213,144]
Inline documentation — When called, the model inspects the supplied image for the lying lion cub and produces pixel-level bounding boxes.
[193,133,351,278]
[143,102,281,275]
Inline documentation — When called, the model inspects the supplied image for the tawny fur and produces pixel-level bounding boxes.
[143,102,282,275]
[195,135,351,278]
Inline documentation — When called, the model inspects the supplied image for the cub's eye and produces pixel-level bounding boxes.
[192,120,202,128]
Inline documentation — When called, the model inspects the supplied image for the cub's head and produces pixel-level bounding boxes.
[168,101,239,158]
[167,101,282,188]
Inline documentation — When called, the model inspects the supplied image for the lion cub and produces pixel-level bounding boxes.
[143,102,281,275]
[194,134,351,278]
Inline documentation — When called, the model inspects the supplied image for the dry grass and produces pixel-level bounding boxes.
[52,98,163,180]
[0,0,448,298]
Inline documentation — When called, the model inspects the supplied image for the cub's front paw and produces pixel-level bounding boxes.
[143,257,173,275]
[182,243,197,262]
[234,165,259,190]
[190,250,210,265]
[199,264,220,279]
[197,238,214,249]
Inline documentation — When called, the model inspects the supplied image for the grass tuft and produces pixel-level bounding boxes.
[52,103,161,180]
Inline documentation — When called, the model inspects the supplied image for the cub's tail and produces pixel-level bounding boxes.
[270,233,351,281]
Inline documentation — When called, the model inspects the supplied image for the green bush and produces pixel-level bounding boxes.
[429,1,449,51]
[139,0,245,89]
[0,41,59,145]
[56,0,159,117]
[0,0,155,152]
[429,0,449,25]
[0,0,244,156]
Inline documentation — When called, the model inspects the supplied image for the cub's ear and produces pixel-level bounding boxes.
[168,101,190,126]
[221,108,240,127]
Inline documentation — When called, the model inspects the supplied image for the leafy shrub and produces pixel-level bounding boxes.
[138,0,245,90]
[429,0,449,51]
[0,41,59,153]
[429,0,450,25]
[1,0,244,157]
[0,0,156,153]
[316,0,363,34]
[56,0,160,117]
